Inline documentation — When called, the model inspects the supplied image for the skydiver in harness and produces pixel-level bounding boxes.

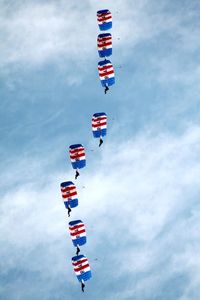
[99,136,103,147]
[76,245,80,256]
[81,280,85,292]
[66,194,72,217]
[104,84,109,94]
[75,169,80,180]
[67,206,72,217]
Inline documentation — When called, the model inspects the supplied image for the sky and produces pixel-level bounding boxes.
[1,0,200,299]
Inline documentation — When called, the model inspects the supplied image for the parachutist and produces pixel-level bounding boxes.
[99,137,103,147]
[69,144,86,178]
[76,245,80,256]
[81,281,85,292]
[104,86,109,94]
[98,60,114,93]
[68,206,72,217]
[72,255,91,292]
[75,170,80,180]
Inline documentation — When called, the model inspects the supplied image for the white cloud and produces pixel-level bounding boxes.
[1,1,200,298]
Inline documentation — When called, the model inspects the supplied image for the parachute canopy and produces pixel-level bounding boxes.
[72,255,92,282]
[69,144,86,170]
[98,59,115,87]
[97,9,112,31]
[92,112,107,138]
[69,220,86,247]
[97,33,112,58]
[60,181,78,209]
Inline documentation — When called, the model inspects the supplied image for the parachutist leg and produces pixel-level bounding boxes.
[76,245,80,256]
[68,206,71,217]
[99,137,103,147]
[81,280,85,292]
[75,170,80,180]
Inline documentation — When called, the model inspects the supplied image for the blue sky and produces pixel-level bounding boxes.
[1,0,200,299]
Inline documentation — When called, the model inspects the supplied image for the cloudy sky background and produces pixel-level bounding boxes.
[1,0,200,299]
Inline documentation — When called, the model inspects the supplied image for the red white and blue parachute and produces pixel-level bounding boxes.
[69,144,86,170]
[60,181,78,209]
[92,112,107,139]
[72,255,92,282]
[97,9,112,31]
[69,220,86,247]
[97,33,112,58]
[98,59,115,89]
